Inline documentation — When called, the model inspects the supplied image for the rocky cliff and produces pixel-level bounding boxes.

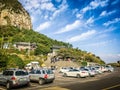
[0,0,32,30]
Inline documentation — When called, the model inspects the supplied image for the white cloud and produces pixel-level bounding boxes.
[55,20,82,34]
[81,0,109,14]
[111,0,119,5]
[31,15,35,23]
[86,16,94,24]
[82,6,91,13]
[23,0,40,10]
[100,10,116,17]
[118,54,120,57]
[41,2,56,11]
[100,53,120,63]
[100,11,107,16]
[35,21,51,32]
[87,40,112,47]
[67,30,96,42]
[76,13,83,19]
[103,18,120,26]
[50,0,68,20]
[90,0,99,9]
[19,0,68,21]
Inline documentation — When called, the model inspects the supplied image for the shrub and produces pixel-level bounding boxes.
[7,55,25,69]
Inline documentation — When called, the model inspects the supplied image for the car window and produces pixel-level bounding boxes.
[36,70,41,74]
[3,71,14,76]
[46,69,53,74]
[84,69,88,71]
[42,70,46,74]
[15,71,27,76]
[73,69,79,71]
[29,70,35,74]
[69,70,73,71]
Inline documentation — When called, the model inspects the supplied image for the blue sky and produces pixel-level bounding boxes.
[19,0,120,63]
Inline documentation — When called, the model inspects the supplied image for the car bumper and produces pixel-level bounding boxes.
[45,78,55,83]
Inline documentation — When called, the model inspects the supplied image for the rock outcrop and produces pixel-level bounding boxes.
[0,0,32,30]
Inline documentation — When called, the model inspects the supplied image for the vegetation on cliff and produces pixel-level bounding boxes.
[0,0,26,14]
[0,25,105,70]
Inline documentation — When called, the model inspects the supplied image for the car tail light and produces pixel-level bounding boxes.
[44,74,48,79]
[11,76,16,80]
[82,72,85,73]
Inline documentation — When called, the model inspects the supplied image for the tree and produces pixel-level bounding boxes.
[117,61,120,63]
[7,55,25,69]
[81,61,87,66]
[0,49,8,71]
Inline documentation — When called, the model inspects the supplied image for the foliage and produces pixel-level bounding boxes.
[81,61,87,66]
[7,55,25,69]
[0,49,8,71]
[107,63,120,67]
[0,25,105,65]
[0,25,72,55]
[57,48,105,65]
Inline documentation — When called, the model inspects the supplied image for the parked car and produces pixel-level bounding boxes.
[94,66,103,74]
[106,65,114,72]
[89,67,98,75]
[63,69,89,78]
[59,67,74,73]
[29,68,55,85]
[0,69,30,90]
[83,68,96,77]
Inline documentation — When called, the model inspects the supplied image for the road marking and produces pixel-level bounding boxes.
[102,84,120,90]
[39,86,70,90]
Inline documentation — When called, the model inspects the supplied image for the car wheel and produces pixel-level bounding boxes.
[39,79,45,85]
[76,74,80,78]
[6,82,11,90]
[63,73,67,77]
[50,80,54,83]
[27,82,31,86]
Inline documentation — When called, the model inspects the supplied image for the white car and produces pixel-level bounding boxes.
[106,65,114,72]
[63,69,89,78]
[83,68,96,77]
[59,67,74,73]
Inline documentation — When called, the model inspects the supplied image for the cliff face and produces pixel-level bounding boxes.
[0,0,32,30]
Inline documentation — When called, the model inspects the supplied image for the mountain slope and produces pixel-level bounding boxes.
[0,0,32,29]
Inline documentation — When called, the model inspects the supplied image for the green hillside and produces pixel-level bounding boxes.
[0,25,105,70]
[0,0,105,70]
[0,25,72,54]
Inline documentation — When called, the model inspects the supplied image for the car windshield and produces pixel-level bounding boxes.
[46,69,53,74]
[15,71,27,76]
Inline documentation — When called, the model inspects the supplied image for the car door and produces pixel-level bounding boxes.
[1,71,11,84]
[46,69,55,79]
[71,69,79,77]
[67,70,74,76]
[0,72,7,84]
[35,70,41,80]
[29,70,36,81]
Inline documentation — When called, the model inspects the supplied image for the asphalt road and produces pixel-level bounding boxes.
[60,67,120,90]
[0,67,120,90]
[61,72,120,90]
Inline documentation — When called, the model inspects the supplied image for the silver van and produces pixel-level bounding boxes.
[29,69,55,85]
[0,69,30,89]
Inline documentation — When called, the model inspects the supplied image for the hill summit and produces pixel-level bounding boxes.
[0,0,32,30]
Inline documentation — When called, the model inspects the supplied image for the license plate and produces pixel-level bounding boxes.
[20,78,26,81]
